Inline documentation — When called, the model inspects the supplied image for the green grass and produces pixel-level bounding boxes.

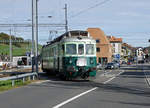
[0,43,42,56]
[0,79,32,92]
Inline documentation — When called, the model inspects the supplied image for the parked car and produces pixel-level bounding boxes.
[127,61,131,65]
[121,61,127,65]
[112,61,120,68]
[105,62,118,69]
[96,63,102,70]
[114,62,120,68]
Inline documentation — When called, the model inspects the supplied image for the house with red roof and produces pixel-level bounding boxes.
[107,36,122,61]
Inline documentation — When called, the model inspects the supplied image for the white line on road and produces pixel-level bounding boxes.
[52,87,98,108]
[142,66,150,87]
[103,71,124,84]
[33,80,50,84]
[52,70,124,108]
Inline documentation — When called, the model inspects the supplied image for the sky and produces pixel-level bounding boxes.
[0,0,150,47]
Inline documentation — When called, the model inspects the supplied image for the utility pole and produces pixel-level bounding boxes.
[31,0,35,72]
[64,4,68,33]
[32,0,39,76]
[9,29,12,64]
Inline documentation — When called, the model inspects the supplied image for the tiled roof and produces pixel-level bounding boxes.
[122,43,136,50]
[107,36,122,43]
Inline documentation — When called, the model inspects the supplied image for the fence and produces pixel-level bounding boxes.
[0,72,37,86]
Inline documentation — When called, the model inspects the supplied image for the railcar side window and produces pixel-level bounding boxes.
[86,44,94,55]
[62,45,64,55]
[78,44,84,55]
[66,44,77,54]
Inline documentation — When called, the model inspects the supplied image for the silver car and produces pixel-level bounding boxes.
[106,62,118,69]
[96,63,102,70]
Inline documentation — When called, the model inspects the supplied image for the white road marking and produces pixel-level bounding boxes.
[52,70,123,108]
[52,87,98,108]
[103,71,124,84]
[143,68,150,87]
[33,80,51,84]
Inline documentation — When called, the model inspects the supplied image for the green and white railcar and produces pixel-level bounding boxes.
[41,31,97,80]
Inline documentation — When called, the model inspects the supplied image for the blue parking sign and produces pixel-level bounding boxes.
[115,54,120,59]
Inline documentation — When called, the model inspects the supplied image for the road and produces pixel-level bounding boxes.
[0,64,150,108]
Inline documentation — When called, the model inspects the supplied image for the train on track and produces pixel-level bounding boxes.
[41,30,97,80]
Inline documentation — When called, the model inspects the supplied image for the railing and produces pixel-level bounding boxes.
[0,72,37,86]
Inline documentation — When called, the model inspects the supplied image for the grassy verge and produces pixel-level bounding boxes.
[0,79,33,92]
[0,43,42,56]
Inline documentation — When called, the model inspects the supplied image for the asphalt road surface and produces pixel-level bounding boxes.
[0,64,150,108]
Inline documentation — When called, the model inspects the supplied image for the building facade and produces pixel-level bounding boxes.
[121,43,136,62]
[87,28,112,64]
[136,47,144,62]
[107,36,122,61]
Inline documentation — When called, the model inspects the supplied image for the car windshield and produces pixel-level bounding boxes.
[86,44,94,55]
[66,44,77,54]
[108,63,113,65]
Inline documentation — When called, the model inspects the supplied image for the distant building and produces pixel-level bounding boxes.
[107,36,122,61]
[136,47,143,57]
[136,47,144,62]
[87,28,112,64]
[143,48,149,62]
[121,43,136,62]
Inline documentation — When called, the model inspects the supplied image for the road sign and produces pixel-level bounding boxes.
[115,54,120,60]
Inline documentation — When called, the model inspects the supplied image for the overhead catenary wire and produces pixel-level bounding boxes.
[70,0,111,18]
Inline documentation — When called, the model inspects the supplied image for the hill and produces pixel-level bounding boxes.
[0,32,42,56]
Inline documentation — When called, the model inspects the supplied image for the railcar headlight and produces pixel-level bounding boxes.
[69,58,73,64]
[69,60,72,64]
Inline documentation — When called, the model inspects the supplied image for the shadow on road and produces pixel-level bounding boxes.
[28,67,150,98]
[29,80,150,98]
[100,99,150,107]
[119,71,150,78]
[29,72,150,98]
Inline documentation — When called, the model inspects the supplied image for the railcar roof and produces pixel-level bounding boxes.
[62,37,95,43]
[44,30,91,46]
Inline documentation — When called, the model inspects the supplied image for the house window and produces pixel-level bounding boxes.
[96,39,100,43]
[113,43,115,47]
[96,47,100,52]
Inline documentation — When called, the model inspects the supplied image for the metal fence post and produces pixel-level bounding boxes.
[33,75,35,80]
[23,77,25,83]
[12,80,15,86]
[28,76,31,81]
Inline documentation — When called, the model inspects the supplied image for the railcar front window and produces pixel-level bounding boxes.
[78,44,84,55]
[86,44,94,55]
[66,44,77,54]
